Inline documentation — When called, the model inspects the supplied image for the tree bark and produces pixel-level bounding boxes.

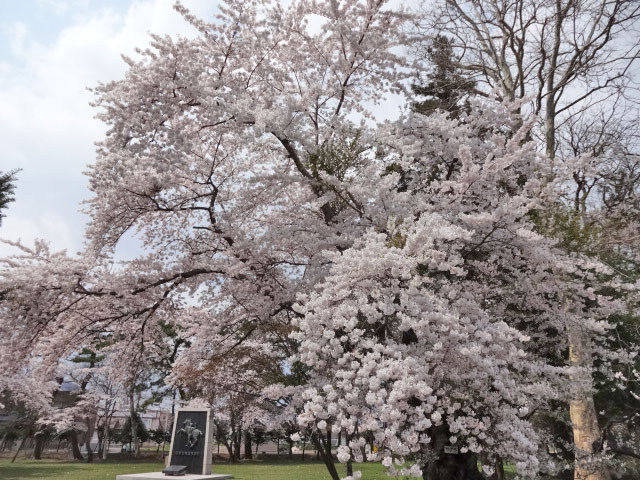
[102,421,109,461]
[33,431,46,460]
[312,433,340,480]
[244,431,253,459]
[129,390,140,458]
[569,328,611,480]
[233,427,242,462]
[85,417,94,463]
[421,427,482,480]
[86,440,94,463]
[69,431,84,460]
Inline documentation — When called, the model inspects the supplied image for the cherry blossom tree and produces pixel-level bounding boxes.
[0,0,634,479]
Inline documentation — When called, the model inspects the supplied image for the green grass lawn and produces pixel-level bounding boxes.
[0,459,397,480]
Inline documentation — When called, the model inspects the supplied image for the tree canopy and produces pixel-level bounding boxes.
[0,1,638,479]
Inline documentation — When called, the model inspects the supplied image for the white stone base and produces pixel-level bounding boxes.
[116,473,233,480]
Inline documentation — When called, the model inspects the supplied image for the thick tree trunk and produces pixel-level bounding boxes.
[244,431,252,459]
[421,427,482,480]
[233,428,242,462]
[569,329,611,480]
[224,440,235,462]
[33,431,46,460]
[69,431,84,460]
[421,453,482,480]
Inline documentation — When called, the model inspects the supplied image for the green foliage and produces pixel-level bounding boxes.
[148,428,171,446]
[110,413,150,445]
[0,393,38,439]
[530,205,601,255]
[306,133,364,181]
[532,202,640,467]
[71,347,105,367]
[0,170,19,226]
[412,35,476,118]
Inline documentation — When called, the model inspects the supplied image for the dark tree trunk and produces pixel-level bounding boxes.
[244,431,253,459]
[86,440,94,463]
[69,431,84,460]
[233,428,242,462]
[224,441,234,462]
[312,433,340,480]
[97,428,103,457]
[421,453,483,480]
[33,432,46,460]
[421,427,482,480]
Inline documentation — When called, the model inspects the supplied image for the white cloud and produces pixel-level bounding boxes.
[3,22,29,57]
[0,0,216,257]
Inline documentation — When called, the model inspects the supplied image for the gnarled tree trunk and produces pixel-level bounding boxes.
[422,426,482,480]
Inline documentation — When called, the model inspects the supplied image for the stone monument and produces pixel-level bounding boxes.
[116,408,233,480]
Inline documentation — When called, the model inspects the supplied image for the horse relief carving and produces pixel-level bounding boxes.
[178,418,203,449]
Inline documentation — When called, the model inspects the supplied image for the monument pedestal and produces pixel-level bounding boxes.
[118,409,234,480]
[116,473,233,480]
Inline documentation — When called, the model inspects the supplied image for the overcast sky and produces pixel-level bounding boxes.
[0,0,221,257]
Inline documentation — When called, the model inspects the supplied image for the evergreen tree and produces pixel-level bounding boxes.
[0,170,18,226]
[412,35,475,118]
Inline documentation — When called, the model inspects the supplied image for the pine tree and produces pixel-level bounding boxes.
[412,35,475,118]
[0,170,18,226]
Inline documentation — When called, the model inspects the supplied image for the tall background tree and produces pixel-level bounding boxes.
[0,170,18,226]
[414,1,640,478]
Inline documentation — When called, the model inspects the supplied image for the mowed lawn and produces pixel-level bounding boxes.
[0,459,398,480]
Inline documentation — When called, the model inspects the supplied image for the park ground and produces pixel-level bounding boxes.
[0,458,400,480]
